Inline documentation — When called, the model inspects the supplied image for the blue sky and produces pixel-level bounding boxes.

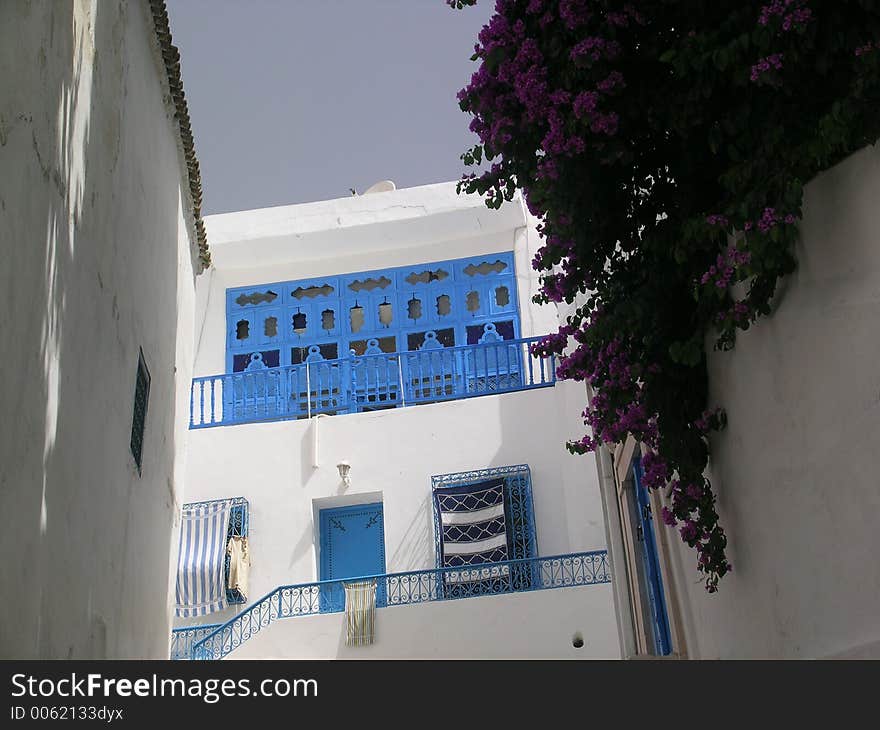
[166,0,495,214]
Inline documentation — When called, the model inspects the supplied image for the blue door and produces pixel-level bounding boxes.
[319,503,386,611]
[632,458,672,655]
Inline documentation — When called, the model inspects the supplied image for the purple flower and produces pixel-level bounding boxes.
[750,53,784,82]
[641,450,670,490]
[757,206,779,232]
[559,0,591,31]
[541,273,566,303]
[759,1,812,32]
[573,91,599,119]
[571,37,621,64]
[680,520,701,543]
[597,71,626,94]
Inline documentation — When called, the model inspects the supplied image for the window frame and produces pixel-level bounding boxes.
[430,464,537,570]
[225,498,250,604]
[179,497,250,605]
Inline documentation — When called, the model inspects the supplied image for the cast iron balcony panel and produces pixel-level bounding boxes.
[189,331,556,428]
[170,623,223,661]
[183,550,610,660]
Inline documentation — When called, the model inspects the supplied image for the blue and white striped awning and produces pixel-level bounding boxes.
[175,500,232,618]
[434,478,509,568]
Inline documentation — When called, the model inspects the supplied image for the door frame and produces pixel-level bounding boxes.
[631,457,673,655]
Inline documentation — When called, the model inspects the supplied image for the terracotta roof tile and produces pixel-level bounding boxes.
[148,0,211,269]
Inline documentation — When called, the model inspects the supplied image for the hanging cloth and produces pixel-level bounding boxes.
[344,579,377,646]
[175,500,232,617]
[226,535,250,599]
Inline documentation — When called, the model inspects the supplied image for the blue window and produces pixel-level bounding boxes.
[177,497,249,606]
[225,252,520,374]
[431,464,537,576]
[225,499,249,604]
[631,457,672,655]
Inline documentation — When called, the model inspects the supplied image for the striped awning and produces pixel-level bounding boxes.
[175,500,232,618]
[434,478,509,568]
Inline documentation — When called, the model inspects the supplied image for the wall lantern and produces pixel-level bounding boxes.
[337,460,352,488]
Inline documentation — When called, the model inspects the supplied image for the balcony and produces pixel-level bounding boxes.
[190,334,556,428]
[178,551,609,660]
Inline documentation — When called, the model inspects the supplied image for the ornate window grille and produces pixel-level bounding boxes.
[224,252,521,376]
[431,465,537,595]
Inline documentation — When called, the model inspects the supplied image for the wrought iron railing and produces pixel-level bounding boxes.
[170,623,223,660]
[431,464,536,570]
[190,334,556,428]
[185,550,610,660]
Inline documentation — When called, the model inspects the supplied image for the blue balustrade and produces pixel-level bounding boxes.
[170,623,223,660]
[184,550,610,660]
[190,333,557,428]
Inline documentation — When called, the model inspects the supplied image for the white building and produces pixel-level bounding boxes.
[595,144,880,660]
[0,0,207,658]
[171,181,620,659]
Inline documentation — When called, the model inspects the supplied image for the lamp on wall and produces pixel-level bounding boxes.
[337,460,352,488]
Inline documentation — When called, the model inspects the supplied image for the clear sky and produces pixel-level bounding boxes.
[165,0,495,215]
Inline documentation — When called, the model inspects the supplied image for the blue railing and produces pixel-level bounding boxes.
[185,550,610,660]
[190,334,556,428]
[170,623,223,660]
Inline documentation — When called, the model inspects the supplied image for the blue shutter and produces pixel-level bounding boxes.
[632,457,673,655]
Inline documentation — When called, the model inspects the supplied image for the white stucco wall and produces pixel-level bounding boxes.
[0,0,198,658]
[176,187,616,658]
[658,143,880,658]
[181,382,606,598]
[229,583,618,659]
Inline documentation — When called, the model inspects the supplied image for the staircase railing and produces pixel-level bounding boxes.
[187,550,610,660]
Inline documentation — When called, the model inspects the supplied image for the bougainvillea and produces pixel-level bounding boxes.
[451,0,880,591]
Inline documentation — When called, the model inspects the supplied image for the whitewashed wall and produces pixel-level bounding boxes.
[181,382,605,606]
[657,143,880,659]
[0,0,198,658]
[177,187,616,658]
[230,583,618,659]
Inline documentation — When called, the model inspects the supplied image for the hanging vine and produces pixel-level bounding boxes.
[450,0,880,591]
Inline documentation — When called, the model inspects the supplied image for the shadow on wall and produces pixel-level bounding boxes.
[0,1,183,658]
[386,492,434,573]
[287,515,315,573]
[495,382,573,556]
